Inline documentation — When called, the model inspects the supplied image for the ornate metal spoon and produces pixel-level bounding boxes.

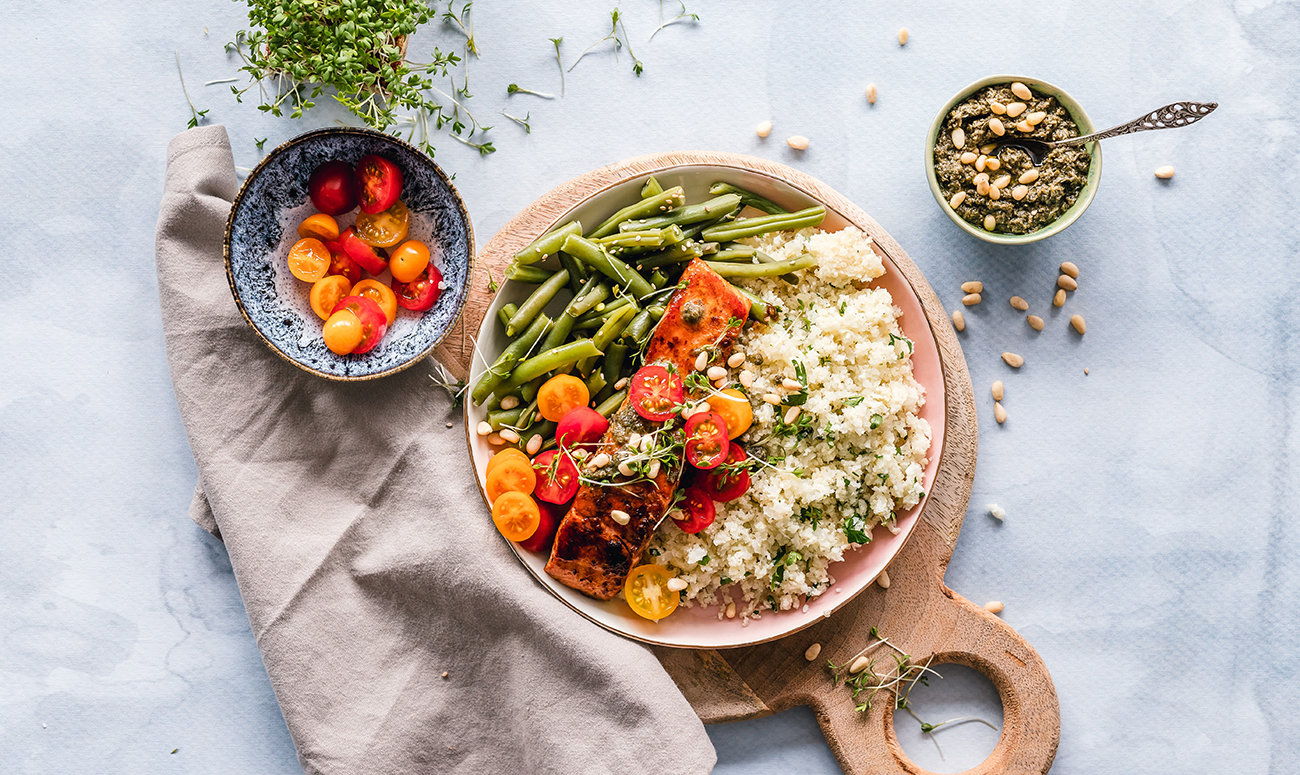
[999,101,1217,165]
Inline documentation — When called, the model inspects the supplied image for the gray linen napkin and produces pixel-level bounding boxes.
[156,125,715,775]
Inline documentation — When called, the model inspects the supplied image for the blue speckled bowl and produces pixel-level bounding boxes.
[224,127,473,381]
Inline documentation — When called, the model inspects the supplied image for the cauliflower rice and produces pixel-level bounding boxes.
[646,227,931,619]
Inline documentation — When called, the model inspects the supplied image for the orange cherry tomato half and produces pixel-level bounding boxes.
[629,364,684,422]
[329,295,388,354]
[388,240,431,283]
[355,155,404,214]
[322,309,365,355]
[309,275,353,321]
[354,200,410,248]
[624,565,680,621]
[706,388,753,439]
[538,375,590,422]
[486,456,537,503]
[351,279,398,325]
[517,497,563,552]
[323,240,362,285]
[492,491,541,542]
[391,265,442,312]
[297,213,340,242]
[486,447,529,477]
[287,237,331,282]
[340,226,388,276]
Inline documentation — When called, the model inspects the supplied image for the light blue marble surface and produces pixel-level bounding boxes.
[3,0,1297,772]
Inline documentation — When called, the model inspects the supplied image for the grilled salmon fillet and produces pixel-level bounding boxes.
[545,260,752,600]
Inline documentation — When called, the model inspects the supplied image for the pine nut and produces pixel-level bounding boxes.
[985,157,1001,171]
[628,432,642,449]
[610,509,631,525]
[617,461,635,477]
[726,602,736,619]
[589,452,611,468]
[694,351,709,371]
[648,459,661,478]
[994,401,1007,424]
[975,155,987,172]
[1155,165,1176,179]
[763,393,781,405]
[1060,261,1079,278]
[499,428,520,444]
[1011,184,1028,201]
[805,643,822,661]
[1053,289,1066,307]
[755,120,773,138]
[976,180,990,196]
[1001,352,1024,368]
[487,432,505,446]
[666,577,688,592]
[1070,314,1086,334]
[951,128,966,149]
[962,293,982,306]
[1027,314,1044,331]
[984,214,996,231]
[988,185,1001,201]
[989,101,1007,115]
[972,172,989,186]
[500,395,520,410]
[713,378,727,389]
[950,191,967,209]
[898,27,908,45]
[739,370,754,388]
[476,421,493,436]
[993,174,1011,189]
[1010,296,1028,311]
[707,366,727,381]
[991,380,1004,401]
[1058,274,1078,291]
[787,135,810,150]
[952,310,965,331]
[988,118,1006,136]
[784,406,801,425]
[727,352,746,368]
[866,83,878,104]
[782,378,802,391]
[984,600,1005,614]
[526,434,543,455]
[640,436,654,453]
[1006,102,1027,118]
[614,377,628,390]
[1016,120,1033,133]
[1011,81,1032,100]
[1027,111,1046,125]
[876,569,891,589]
[1019,168,1040,184]
[960,152,978,164]
[1085,368,1090,375]
[980,143,998,155]
[961,281,983,293]
[849,655,871,674]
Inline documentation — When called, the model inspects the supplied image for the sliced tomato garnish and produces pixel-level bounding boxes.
[391,264,443,312]
[531,450,580,505]
[672,486,716,534]
[684,410,730,470]
[629,364,684,422]
[340,226,388,275]
[329,295,388,354]
[700,443,750,502]
[355,155,404,214]
[556,407,609,451]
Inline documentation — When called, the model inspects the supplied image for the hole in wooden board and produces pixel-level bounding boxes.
[892,663,1004,773]
[707,706,841,774]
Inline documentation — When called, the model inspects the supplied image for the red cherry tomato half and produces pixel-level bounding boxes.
[673,486,716,534]
[517,497,565,553]
[330,295,388,354]
[323,240,362,285]
[308,160,358,216]
[531,450,580,505]
[556,407,609,451]
[701,443,751,502]
[629,365,684,422]
[355,155,404,215]
[341,227,388,276]
[391,264,443,312]
[684,411,730,470]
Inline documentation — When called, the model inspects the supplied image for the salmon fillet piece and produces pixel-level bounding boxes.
[545,260,751,600]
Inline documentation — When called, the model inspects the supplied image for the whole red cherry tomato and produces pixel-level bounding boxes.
[329,295,388,354]
[531,450,580,505]
[673,486,716,534]
[355,155,404,214]
[517,497,565,553]
[308,160,357,215]
[700,443,751,502]
[556,407,609,451]
[684,411,730,470]
[629,364,684,422]
[391,264,443,312]
[340,227,388,276]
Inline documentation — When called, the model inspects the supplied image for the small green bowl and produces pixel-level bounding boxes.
[925,75,1102,245]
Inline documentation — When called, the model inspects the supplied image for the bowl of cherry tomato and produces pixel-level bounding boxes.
[224,127,472,380]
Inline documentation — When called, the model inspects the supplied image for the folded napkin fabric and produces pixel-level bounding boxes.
[155,125,715,775]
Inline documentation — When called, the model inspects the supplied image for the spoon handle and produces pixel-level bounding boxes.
[1055,101,1218,147]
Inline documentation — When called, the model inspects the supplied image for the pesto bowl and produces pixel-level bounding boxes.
[925,75,1102,245]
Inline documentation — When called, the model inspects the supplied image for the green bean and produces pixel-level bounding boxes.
[620,194,743,232]
[584,370,606,396]
[561,234,655,298]
[711,246,757,261]
[470,313,552,405]
[622,308,654,345]
[708,182,788,215]
[575,295,632,327]
[594,226,678,250]
[650,268,668,288]
[557,251,588,294]
[633,240,708,269]
[593,304,639,354]
[513,221,582,265]
[701,206,826,243]
[731,284,780,321]
[648,304,666,320]
[640,176,663,198]
[541,281,605,353]
[569,280,611,317]
[606,226,687,257]
[754,248,799,285]
[497,303,519,329]
[524,420,556,447]
[601,342,629,396]
[586,186,686,238]
[704,253,818,278]
[506,269,569,336]
[521,375,543,403]
[596,389,628,418]
[493,338,603,398]
[487,408,524,430]
[506,263,556,284]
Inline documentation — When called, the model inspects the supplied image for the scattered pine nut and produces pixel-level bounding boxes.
[486,432,505,446]
[666,577,688,592]
[989,101,1007,115]
[849,655,871,674]
[500,395,520,410]
[976,180,991,196]
[648,459,661,478]
[952,310,966,331]
[756,120,773,138]
[975,155,987,172]
[1155,165,1176,179]
[1011,82,1032,100]
[1027,314,1044,331]
[1006,102,1027,118]
[1001,352,1024,368]
[727,352,746,368]
[476,421,493,436]
[1060,261,1079,278]
[781,378,802,391]
[991,380,1004,401]
[442,671,449,679]
[1026,111,1046,125]
[1011,184,1029,201]
[1019,168,1040,185]
[952,128,966,149]
[987,503,1006,520]
[763,393,781,405]
[994,401,1007,424]
[694,351,709,371]
[526,434,543,455]
[498,428,520,444]
[960,152,978,164]
[988,118,1006,136]
[1010,296,1028,311]
[783,406,801,425]
[614,377,628,390]
[1016,120,1033,133]
[962,293,982,306]
[725,602,736,619]
[1085,367,1090,375]
[866,83,878,104]
[713,377,727,389]
[993,174,1011,189]
[739,370,754,388]
[706,366,727,381]
[1070,314,1086,334]
[984,601,1005,614]
[972,172,990,186]
[877,569,891,589]
[950,191,967,209]
[787,135,810,150]
[961,281,983,293]
[805,643,822,661]
[988,185,1001,201]
[610,509,631,525]
[617,461,635,477]
[898,27,908,45]
[984,214,997,231]
[986,157,1001,171]
[589,452,611,468]
[1058,274,1078,291]
[1053,289,1066,307]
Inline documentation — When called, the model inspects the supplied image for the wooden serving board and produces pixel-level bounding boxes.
[434,151,1060,775]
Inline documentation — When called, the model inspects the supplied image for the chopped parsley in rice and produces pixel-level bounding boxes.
[646,227,931,619]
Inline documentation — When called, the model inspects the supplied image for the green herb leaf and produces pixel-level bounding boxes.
[844,396,864,407]
[843,514,871,544]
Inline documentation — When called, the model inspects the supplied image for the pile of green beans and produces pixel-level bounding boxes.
[471,179,824,453]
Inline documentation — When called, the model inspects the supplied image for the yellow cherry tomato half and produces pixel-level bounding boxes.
[287,237,332,282]
[706,388,753,439]
[309,275,353,321]
[354,199,410,248]
[486,447,529,477]
[322,309,364,355]
[538,374,590,422]
[388,240,431,284]
[351,279,398,325]
[624,565,680,621]
[297,212,340,242]
[486,455,537,502]
[492,491,541,542]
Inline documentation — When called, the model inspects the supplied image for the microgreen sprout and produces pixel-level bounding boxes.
[501,110,532,133]
[569,8,642,75]
[550,38,566,96]
[507,84,556,99]
[650,1,700,40]
[174,53,209,129]
[443,1,479,57]
[254,137,267,152]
